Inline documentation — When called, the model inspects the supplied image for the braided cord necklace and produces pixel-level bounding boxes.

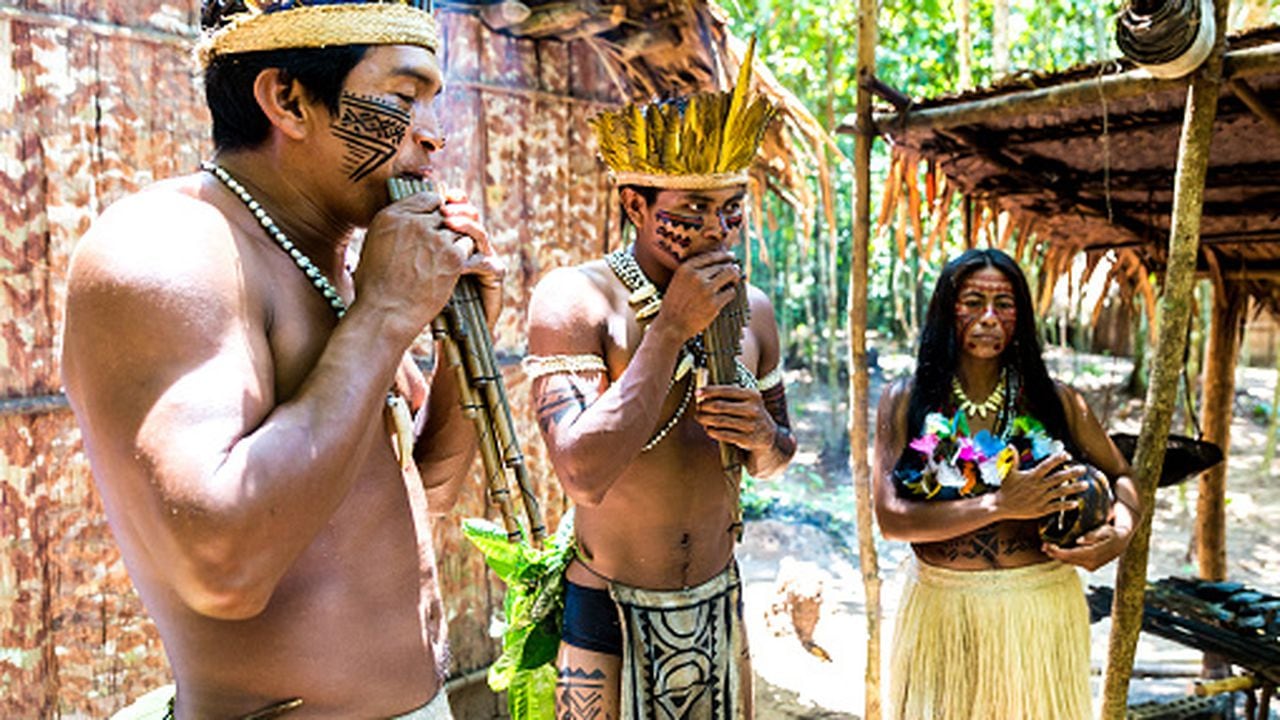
[203,161,416,469]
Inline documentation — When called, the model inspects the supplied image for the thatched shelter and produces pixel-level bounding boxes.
[0,1,830,716]
[840,14,1280,718]
[848,25,1280,319]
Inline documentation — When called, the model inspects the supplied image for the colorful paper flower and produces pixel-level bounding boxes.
[936,463,966,489]
[972,429,1005,458]
[909,433,940,456]
[924,412,953,439]
[995,445,1017,482]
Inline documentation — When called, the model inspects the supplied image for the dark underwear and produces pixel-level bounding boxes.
[561,579,623,656]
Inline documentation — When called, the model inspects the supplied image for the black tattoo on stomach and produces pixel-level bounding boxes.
[331,92,409,182]
[558,666,607,720]
[921,527,1042,565]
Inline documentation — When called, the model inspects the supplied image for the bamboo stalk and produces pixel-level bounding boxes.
[1100,2,1231,717]
[851,2,882,717]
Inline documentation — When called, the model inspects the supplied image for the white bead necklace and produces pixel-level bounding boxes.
[605,247,696,452]
[203,161,416,469]
[203,161,348,317]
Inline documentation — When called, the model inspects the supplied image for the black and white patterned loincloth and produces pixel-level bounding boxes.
[610,563,746,720]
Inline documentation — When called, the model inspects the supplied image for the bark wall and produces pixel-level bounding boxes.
[1,4,622,716]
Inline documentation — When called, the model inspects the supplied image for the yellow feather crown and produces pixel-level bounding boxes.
[590,38,776,190]
[197,1,439,69]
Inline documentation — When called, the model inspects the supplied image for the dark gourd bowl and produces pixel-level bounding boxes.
[1038,465,1114,547]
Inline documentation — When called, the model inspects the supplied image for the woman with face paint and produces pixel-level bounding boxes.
[872,248,1141,720]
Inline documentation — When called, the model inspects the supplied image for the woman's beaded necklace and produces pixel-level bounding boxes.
[951,369,1007,420]
[202,161,416,469]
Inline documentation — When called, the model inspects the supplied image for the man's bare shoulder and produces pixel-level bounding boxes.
[528,259,616,330]
[744,283,777,324]
[64,175,257,400]
[71,174,239,292]
[879,375,915,417]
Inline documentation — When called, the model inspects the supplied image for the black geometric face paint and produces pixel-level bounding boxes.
[331,92,410,183]
[654,209,701,261]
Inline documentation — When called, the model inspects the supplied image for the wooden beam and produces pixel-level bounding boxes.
[1227,78,1280,138]
[977,101,1253,147]
[1198,280,1244,583]
[1101,2,1231,717]
[842,41,1280,136]
[850,2,882,720]
[1083,228,1280,252]
[977,161,1280,196]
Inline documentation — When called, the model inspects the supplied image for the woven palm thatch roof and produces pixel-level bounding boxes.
[844,25,1280,318]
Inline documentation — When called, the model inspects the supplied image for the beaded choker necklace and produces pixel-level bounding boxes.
[202,161,416,470]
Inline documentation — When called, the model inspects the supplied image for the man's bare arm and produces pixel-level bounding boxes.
[1043,383,1141,570]
[527,266,688,506]
[62,190,468,620]
[693,287,795,478]
[872,379,1087,543]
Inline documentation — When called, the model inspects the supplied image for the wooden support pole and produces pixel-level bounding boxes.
[1197,280,1244,582]
[1100,2,1231,718]
[850,0,882,718]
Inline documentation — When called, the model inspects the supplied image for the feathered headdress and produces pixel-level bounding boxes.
[197,0,438,69]
[590,38,776,190]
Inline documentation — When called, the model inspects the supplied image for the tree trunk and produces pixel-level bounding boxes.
[824,36,843,440]
[1264,333,1280,467]
[956,0,972,89]
[993,0,1010,76]
[851,2,882,718]
[1100,2,1230,717]
[1198,281,1244,582]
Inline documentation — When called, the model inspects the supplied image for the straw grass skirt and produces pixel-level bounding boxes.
[888,559,1091,720]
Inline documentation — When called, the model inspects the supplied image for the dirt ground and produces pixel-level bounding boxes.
[738,346,1280,718]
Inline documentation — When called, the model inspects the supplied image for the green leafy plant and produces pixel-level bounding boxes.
[462,512,577,720]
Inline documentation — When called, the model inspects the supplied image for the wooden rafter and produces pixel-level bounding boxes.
[854,41,1280,135]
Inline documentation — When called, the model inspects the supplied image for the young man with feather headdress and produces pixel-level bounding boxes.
[524,41,797,720]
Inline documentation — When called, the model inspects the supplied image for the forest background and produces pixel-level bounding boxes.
[711,0,1280,481]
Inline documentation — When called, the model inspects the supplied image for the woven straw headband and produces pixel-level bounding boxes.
[611,171,750,191]
[197,3,439,69]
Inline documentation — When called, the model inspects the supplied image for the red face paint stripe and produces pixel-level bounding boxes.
[656,209,703,230]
